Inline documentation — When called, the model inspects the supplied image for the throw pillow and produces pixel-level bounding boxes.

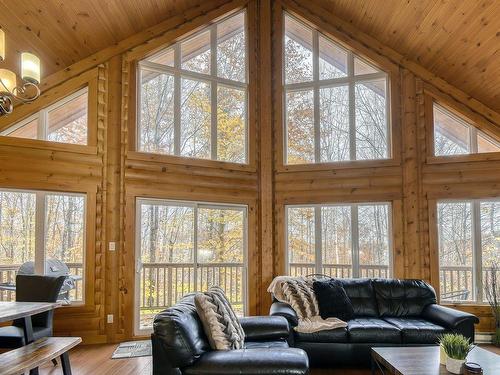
[281,277,319,320]
[194,286,245,350]
[313,279,355,321]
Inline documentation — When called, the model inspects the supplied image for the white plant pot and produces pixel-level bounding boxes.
[446,357,465,374]
[439,345,447,365]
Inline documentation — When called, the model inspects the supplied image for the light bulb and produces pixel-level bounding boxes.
[21,52,40,84]
[0,69,16,93]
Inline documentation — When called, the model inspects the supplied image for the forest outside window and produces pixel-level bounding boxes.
[0,88,88,145]
[433,103,500,156]
[437,199,499,303]
[137,11,248,163]
[286,203,391,278]
[0,189,86,303]
[283,13,390,165]
[136,199,247,332]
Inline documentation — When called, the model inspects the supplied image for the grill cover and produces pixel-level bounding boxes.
[17,259,75,292]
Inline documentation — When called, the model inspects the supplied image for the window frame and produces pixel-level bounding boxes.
[282,12,391,165]
[0,188,87,305]
[134,197,248,335]
[0,87,89,144]
[285,202,393,278]
[436,198,499,304]
[136,10,249,163]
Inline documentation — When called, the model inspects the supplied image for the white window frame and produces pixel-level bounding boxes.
[285,202,393,278]
[0,88,89,144]
[0,188,87,304]
[135,198,248,335]
[433,103,500,156]
[283,12,391,165]
[137,10,249,163]
[437,198,500,304]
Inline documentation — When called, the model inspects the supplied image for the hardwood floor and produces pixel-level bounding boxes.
[38,343,499,375]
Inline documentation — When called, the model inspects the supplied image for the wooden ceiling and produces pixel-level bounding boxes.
[0,0,499,111]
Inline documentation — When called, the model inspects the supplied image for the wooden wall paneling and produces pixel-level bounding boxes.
[391,199,405,279]
[258,0,274,313]
[104,55,124,343]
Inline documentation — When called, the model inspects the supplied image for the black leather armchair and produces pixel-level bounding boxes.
[152,294,309,375]
[270,278,479,367]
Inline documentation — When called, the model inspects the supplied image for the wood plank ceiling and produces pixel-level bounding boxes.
[0,0,499,111]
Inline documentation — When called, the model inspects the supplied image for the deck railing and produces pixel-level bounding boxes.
[139,263,244,312]
[0,263,83,302]
[289,263,390,278]
[439,265,497,302]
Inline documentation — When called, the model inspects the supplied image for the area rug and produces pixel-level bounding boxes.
[111,340,152,359]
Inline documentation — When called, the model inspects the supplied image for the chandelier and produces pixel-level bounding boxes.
[0,29,41,116]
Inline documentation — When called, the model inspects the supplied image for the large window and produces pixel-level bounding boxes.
[0,88,89,145]
[137,11,248,163]
[136,199,247,332]
[434,103,500,156]
[0,189,86,303]
[286,203,391,278]
[437,200,499,303]
[283,13,390,165]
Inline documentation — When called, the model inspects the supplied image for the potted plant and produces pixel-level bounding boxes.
[439,333,474,374]
[485,262,499,346]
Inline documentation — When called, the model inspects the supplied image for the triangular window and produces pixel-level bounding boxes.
[433,103,500,156]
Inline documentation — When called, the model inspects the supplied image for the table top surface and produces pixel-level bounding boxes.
[372,346,500,375]
[0,301,61,323]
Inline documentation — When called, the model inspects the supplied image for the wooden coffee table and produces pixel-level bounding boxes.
[371,346,500,375]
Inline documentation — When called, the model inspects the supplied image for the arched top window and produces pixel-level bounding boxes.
[283,13,390,165]
[137,11,248,163]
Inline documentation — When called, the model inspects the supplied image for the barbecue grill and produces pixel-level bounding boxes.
[0,259,82,304]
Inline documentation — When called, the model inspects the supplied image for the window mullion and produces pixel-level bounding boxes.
[210,25,218,160]
[39,109,48,141]
[348,52,356,161]
[472,200,483,302]
[351,204,360,278]
[470,126,478,154]
[174,43,181,156]
[193,204,199,292]
[34,192,46,275]
[315,206,322,274]
[313,30,320,163]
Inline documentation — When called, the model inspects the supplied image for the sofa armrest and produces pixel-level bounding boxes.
[239,316,289,341]
[422,304,479,329]
[184,348,309,375]
[270,301,298,327]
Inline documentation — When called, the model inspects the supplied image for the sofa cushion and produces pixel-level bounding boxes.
[195,287,245,351]
[153,293,210,368]
[339,279,378,317]
[347,318,401,343]
[295,327,348,343]
[313,279,355,321]
[383,317,447,344]
[373,279,437,317]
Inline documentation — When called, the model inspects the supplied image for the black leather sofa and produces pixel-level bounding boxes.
[152,293,309,375]
[270,278,479,367]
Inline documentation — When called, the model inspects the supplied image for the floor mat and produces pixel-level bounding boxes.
[111,340,152,359]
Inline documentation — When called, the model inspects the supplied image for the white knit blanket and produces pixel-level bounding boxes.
[268,276,347,333]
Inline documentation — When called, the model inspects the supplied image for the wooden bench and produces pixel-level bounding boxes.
[0,336,81,375]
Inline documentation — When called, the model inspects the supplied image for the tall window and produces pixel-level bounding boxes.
[136,199,247,332]
[0,88,89,145]
[434,103,500,156]
[0,189,86,303]
[283,14,390,165]
[137,11,248,163]
[286,203,391,278]
[437,199,499,303]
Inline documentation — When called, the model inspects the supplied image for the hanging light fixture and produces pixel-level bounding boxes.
[0,29,41,116]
